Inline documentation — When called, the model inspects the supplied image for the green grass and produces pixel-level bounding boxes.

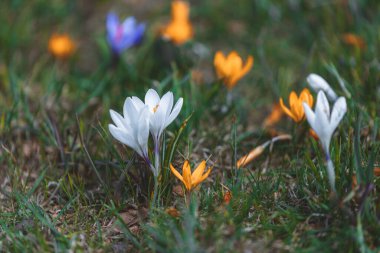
[0,0,379,252]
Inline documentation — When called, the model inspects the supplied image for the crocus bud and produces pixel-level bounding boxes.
[307,73,338,102]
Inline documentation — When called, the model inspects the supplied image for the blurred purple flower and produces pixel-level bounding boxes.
[106,12,145,55]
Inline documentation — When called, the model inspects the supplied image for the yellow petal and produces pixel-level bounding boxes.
[172,1,190,23]
[300,88,313,107]
[191,160,206,183]
[227,51,243,74]
[288,91,298,110]
[228,55,253,89]
[214,51,226,77]
[234,55,254,81]
[182,160,192,191]
[289,92,303,122]
[191,166,211,188]
[297,88,314,122]
[162,21,193,45]
[170,163,184,183]
[279,97,297,122]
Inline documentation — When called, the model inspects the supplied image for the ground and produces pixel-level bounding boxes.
[0,0,379,252]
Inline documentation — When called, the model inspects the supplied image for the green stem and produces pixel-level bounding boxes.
[185,190,191,207]
[326,153,337,195]
[151,175,159,209]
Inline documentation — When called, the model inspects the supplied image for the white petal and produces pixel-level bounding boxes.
[315,96,332,152]
[145,89,160,110]
[109,110,126,129]
[316,91,330,119]
[137,107,150,156]
[302,102,316,129]
[131,96,145,111]
[307,73,338,101]
[109,124,141,156]
[159,91,173,121]
[151,101,166,139]
[123,97,138,128]
[165,97,183,128]
[329,97,347,132]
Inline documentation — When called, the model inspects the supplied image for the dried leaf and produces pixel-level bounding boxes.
[166,207,181,217]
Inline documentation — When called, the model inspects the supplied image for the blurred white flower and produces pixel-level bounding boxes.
[109,97,151,169]
[307,73,338,102]
[303,91,347,192]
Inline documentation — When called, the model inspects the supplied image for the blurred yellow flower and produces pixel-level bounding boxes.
[162,1,193,45]
[214,51,254,90]
[279,88,313,123]
[170,160,211,191]
[48,34,75,59]
[342,33,365,49]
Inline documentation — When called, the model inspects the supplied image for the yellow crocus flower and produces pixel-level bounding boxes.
[214,51,254,90]
[48,34,75,59]
[170,160,211,191]
[162,1,193,45]
[342,33,366,49]
[279,88,313,123]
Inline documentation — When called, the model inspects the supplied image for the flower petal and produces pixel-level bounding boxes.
[316,91,330,119]
[303,102,316,129]
[131,96,145,111]
[280,98,297,122]
[123,97,138,131]
[191,160,206,183]
[145,89,160,110]
[122,16,137,34]
[329,97,347,133]
[182,160,192,191]
[300,88,314,108]
[110,109,126,129]
[170,163,184,182]
[137,106,150,156]
[289,91,301,121]
[132,23,145,45]
[165,97,183,128]
[307,73,337,101]
[314,92,332,152]
[106,12,119,37]
[160,91,174,121]
[109,124,140,156]
[214,51,227,77]
[192,166,211,188]
[229,55,253,87]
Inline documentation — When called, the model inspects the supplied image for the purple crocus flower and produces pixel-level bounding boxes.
[106,12,145,55]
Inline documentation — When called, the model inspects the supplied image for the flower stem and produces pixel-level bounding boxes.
[151,175,159,209]
[154,138,160,176]
[185,190,191,207]
[150,138,161,210]
[326,152,336,194]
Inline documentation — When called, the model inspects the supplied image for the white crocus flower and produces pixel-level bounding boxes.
[109,97,155,174]
[146,89,183,174]
[303,91,347,192]
[307,73,338,102]
[127,89,183,175]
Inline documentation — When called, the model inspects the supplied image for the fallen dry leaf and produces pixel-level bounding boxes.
[166,207,181,217]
